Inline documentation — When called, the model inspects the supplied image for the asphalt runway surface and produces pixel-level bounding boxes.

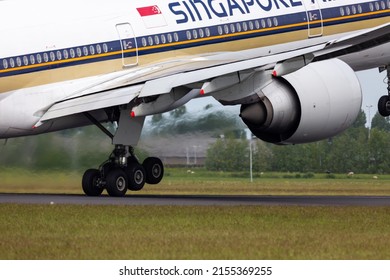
[1,193,390,206]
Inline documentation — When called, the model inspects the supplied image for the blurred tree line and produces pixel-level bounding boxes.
[1,105,390,174]
[206,110,390,174]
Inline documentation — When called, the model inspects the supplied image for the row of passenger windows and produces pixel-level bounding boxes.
[340,1,390,16]
[3,1,389,70]
[2,43,109,69]
[139,17,279,47]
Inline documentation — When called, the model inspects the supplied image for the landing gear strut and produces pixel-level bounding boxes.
[82,145,164,197]
[378,66,390,117]
[81,112,164,197]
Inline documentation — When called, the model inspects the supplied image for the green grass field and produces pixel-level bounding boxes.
[0,204,390,260]
[0,168,390,260]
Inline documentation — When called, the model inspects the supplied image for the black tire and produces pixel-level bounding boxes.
[106,168,128,197]
[100,161,115,178]
[378,95,390,117]
[82,169,103,196]
[126,163,146,191]
[143,157,164,185]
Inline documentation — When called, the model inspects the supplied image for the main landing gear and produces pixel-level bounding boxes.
[82,145,164,197]
[378,66,390,117]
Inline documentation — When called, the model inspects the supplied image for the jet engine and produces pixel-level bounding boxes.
[240,59,362,144]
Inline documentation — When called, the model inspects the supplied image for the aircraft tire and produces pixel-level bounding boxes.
[106,168,128,197]
[378,95,390,117]
[143,157,164,185]
[127,163,146,191]
[82,169,103,196]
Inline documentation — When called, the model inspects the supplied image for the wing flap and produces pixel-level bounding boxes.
[35,84,142,126]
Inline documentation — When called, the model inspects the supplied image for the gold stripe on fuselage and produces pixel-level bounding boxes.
[0,15,389,94]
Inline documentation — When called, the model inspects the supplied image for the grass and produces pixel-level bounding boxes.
[1,168,390,260]
[0,204,389,259]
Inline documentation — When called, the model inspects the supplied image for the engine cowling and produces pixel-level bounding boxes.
[240,59,362,144]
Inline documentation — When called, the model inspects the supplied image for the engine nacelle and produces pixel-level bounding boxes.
[240,59,362,144]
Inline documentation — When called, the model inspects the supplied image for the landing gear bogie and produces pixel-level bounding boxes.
[81,144,164,197]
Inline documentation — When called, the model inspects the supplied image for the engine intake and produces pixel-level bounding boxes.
[240,59,362,144]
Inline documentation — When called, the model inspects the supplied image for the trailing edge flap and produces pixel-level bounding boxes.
[36,85,142,124]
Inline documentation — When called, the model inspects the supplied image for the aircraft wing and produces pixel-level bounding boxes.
[35,22,390,126]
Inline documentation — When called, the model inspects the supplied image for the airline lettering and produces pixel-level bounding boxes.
[168,0,303,24]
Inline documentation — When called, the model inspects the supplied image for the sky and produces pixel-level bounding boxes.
[186,69,388,128]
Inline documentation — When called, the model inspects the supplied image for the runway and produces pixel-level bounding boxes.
[1,193,390,206]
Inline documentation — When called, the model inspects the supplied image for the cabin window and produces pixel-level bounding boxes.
[273,18,278,26]
[2,59,8,69]
[56,51,62,60]
[193,29,198,39]
[346,6,351,15]
[141,37,147,47]
[9,58,15,68]
[16,57,22,67]
[83,47,88,56]
[30,55,35,65]
[375,2,380,10]
[43,53,49,62]
[388,0,390,8]
[242,22,248,32]
[63,49,69,59]
[89,45,95,55]
[236,23,242,32]
[154,35,160,45]
[161,34,166,44]
[70,49,75,58]
[340,7,345,16]
[248,21,254,30]
[103,43,108,53]
[37,54,42,63]
[167,33,173,43]
[381,1,386,9]
[174,33,179,42]
[199,29,204,38]
[148,36,153,46]
[49,52,55,61]
[255,20,260,29]
[186,30,192,40]
[205,28,211,37]
[229,24,235,33]
[224,25,229,34]
[358,5,363,13]
[267,18,272,28]
[218,26,223,35]
[96,44,102,54]
[23,56,28,66]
